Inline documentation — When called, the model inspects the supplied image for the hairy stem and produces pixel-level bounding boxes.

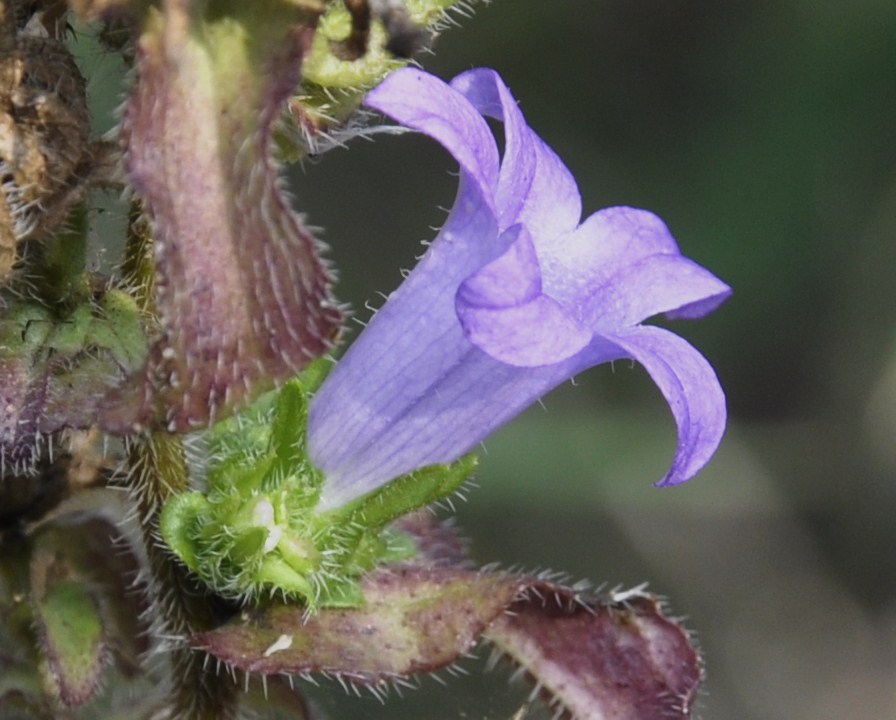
[122,205,238,719]
[126,433,238,720]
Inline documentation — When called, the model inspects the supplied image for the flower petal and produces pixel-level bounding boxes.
[458,298,591,367]
[537,206,731,328]
[538,207,678,302]
[308,204,508,506]
[457,225,541,307]
[448,69,535,229]
[311,351,568,510]
[600,325,727,486]
[456,225,591,366]
[587,254,732,330]
[451,69,582,243]
[365,68,500,214]
[311,329,631,511]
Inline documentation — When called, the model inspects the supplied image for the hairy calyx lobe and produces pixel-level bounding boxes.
[105,0,341,433]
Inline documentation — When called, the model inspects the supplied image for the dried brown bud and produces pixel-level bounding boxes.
[0,5,91,280]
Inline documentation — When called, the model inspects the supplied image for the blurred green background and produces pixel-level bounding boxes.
[288,1,896,718]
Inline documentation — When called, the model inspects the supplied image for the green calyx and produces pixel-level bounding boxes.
[302,0,469,86]
[160,364,476,610]
[282,0,479,159]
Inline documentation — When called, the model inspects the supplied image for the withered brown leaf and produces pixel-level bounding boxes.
[0,2,92,280]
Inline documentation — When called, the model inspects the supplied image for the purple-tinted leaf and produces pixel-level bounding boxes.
[194,556,700,720]
[192,528,701,719]
[36,582,105,706]
[192,567,519,680]
[64,513,152,675]
[103,2,341,434]
[0,295,147,475]
[0,349,50,474]
[486,586,702,720]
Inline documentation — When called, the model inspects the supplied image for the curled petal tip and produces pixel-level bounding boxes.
[602,326,727,488]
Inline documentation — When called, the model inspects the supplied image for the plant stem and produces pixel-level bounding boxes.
[126,433,239,720]
[122,203,239,719]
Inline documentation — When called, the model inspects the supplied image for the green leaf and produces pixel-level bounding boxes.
[0,294,147,474]
[264,379,312,492]
[30,527,109,707]
[159,491,210,573]
[36,581,105,706]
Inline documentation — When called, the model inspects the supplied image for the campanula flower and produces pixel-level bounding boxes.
[308,68,731,511]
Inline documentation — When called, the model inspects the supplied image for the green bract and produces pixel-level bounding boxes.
[159,366,476,609]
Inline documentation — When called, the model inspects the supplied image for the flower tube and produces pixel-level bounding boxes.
[309,68,731,511]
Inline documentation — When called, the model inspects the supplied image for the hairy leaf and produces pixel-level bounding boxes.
[35,581,105,706]
[486,586,702,720]
[0,292,147,475]
[191,566,518,680]
[104,0,342,434]
[194,554,701,719]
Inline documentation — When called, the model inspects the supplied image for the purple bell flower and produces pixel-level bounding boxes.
[308,68,731,511]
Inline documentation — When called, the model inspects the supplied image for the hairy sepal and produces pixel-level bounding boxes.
[159,374,476,608]
[105,0,342,434]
